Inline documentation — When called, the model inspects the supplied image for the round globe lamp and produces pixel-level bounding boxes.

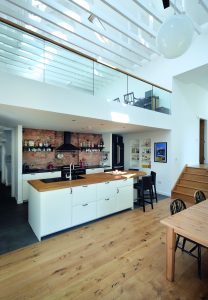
[156,14,194,59]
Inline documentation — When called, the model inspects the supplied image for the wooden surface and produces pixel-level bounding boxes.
[29,170,146,192]
[161,200,208,282]
[161,200,208,247]
[166,227,176,282]
[0,199,208,300]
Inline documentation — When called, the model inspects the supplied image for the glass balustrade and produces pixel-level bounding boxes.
[0,21,171,114]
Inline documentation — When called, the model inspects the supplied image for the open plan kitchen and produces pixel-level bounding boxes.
[1,0,208,298]
[21,128,145,240]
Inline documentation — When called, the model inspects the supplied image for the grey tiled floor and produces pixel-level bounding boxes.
[0,183,38,255]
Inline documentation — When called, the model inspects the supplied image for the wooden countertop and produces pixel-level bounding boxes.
[28,170,146,192]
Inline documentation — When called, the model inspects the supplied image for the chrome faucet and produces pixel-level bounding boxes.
[66,163,74,180]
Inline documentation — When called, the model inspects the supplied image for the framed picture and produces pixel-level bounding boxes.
[154,142,167,163]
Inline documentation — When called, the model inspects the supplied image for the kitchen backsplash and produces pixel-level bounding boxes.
[23,128,103,169]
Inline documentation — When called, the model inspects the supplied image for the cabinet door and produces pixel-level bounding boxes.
[72,184,97,206]
[97,196,116,218]
[72,202,97,226]
[41,188,72,236]
[116,185,133,212]
[97,181,116,199]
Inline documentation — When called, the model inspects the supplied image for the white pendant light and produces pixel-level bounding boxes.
[156,14,194,59]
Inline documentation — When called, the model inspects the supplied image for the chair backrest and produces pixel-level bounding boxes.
[141,175,152,190]
[124,92,134,105]
[194,190,206,204]
[151,171,156,185]
[170,198,186,215]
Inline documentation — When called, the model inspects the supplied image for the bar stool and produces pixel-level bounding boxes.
[134,175,154,212]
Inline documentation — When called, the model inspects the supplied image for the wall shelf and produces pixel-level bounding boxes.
[23,146,54,152]
[79,146,104,152]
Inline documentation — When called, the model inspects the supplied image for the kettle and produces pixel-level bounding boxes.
[47,162,54,170]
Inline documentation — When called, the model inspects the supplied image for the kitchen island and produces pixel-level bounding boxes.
[28,170,145,240]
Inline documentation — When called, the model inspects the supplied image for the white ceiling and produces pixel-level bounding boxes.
[0,0,207,134]
[0,0,208,72]
[0,103,161,134]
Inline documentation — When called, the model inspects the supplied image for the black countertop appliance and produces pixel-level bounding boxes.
[112,134,124,170]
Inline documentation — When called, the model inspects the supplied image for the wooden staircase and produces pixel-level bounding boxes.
[171,165,208,204]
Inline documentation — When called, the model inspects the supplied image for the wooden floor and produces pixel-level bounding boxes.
[0,200,208,300]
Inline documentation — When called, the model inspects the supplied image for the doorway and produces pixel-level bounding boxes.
[199,119,206,164]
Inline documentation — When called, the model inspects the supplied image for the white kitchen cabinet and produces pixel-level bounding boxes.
[72,202,97,226]
[28,176,134,241]
[72,184,97,206]
[97,180,117,218]
[97,196,116,218]
[72,183,97,226]
[115,178,134,212]
[97,180,116,199]
[86,168,104,174]
[29,186,72,240]
[41,188,72,237]
[22,171,61,201]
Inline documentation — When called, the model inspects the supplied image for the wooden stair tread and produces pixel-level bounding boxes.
[172,165,208,204]
[176,184,208,192]
[171,192,194,201]
[180,178,208,184]
[183,171,208,177]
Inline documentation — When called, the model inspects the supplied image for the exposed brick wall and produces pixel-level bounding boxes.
[23,129,103,169]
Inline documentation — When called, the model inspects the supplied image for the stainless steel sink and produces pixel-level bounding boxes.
[41,175,84,183]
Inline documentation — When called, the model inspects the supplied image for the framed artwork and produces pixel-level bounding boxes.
[154,142,167,163]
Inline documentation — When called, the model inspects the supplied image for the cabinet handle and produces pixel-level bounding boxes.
[117,188,119,193]
[105,181,109,184]
[70,188,72,194]
[105,198,109,201]
[82,203,88,206]
[82,185,88,187]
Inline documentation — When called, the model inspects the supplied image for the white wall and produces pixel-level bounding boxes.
[0,72,172,131]
[14,125,22,204]
[134,31,208,90]
[123,130,171,196]
[170,79,208,185]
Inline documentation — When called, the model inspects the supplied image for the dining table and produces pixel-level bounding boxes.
[160,199,208,281]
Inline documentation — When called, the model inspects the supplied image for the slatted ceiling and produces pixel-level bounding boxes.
[0,0,207,92]
[6,0,150,65]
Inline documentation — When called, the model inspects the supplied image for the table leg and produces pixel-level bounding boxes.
[166,227,176,281]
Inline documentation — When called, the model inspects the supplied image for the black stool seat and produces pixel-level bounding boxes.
[134,175,154,212]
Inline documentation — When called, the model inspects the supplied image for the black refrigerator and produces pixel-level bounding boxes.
[112,134,124,170]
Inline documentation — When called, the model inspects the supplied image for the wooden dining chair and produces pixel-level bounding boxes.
[194,190,206,204]
[170,198,202,279]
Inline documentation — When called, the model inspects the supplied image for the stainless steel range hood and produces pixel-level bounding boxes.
[56,132,79,152]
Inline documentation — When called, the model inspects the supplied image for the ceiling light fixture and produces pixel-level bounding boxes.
[156,2,194,59]
[88,14,106,31]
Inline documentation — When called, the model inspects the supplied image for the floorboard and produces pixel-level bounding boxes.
[0,199,208,299]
